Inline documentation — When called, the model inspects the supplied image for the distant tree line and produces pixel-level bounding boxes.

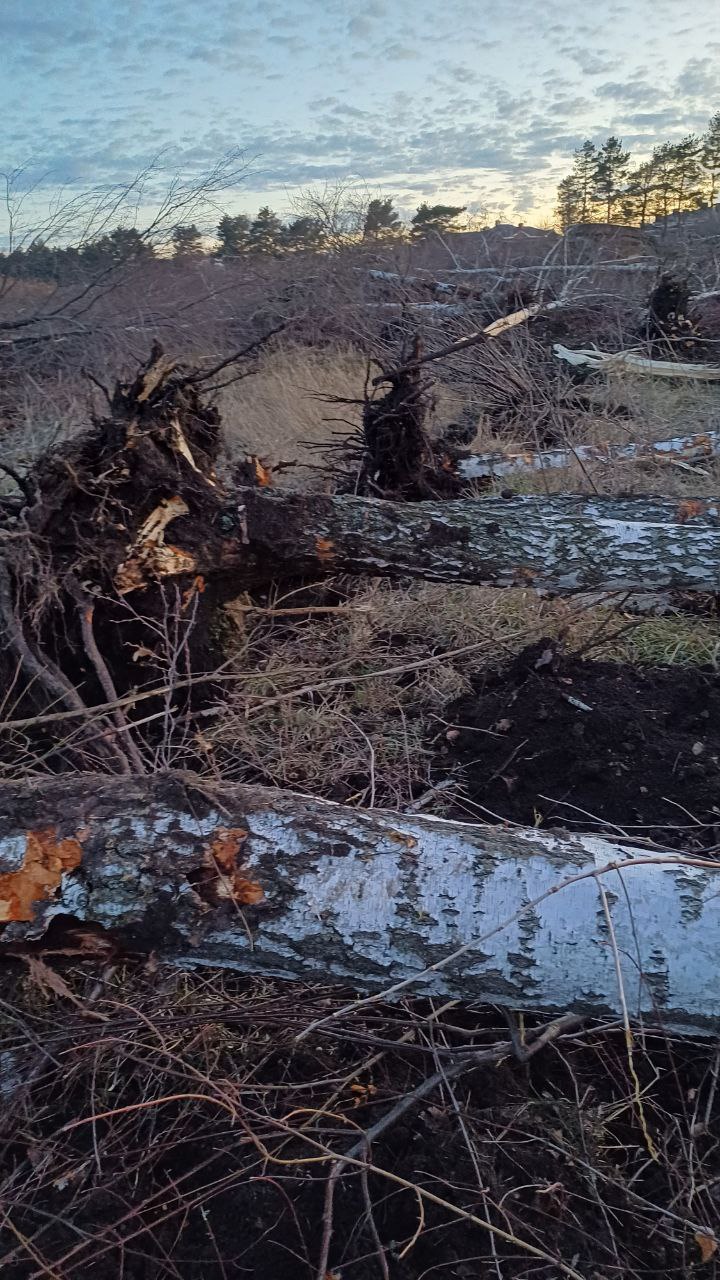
[556,112,720,230]
[0,199,470,284]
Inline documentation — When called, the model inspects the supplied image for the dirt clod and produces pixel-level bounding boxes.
[440,645,720,849]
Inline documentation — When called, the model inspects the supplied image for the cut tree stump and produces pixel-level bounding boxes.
[239,489,720,593]
[0,773,718,1032]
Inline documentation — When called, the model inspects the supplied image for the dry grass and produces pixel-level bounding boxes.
[205,579,720,813]
[219,343,368,476]
[480,369,720,498]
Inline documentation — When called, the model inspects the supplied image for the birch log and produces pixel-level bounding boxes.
[457,429,720,480]
[554,344,720,381]
[0,773,718,1032]
[240,489,720,592]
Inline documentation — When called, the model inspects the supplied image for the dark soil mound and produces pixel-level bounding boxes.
[438,642,720,849]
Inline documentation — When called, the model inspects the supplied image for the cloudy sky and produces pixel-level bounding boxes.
[3,0,719,232]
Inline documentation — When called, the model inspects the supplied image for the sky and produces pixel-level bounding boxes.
[2,0,719,237]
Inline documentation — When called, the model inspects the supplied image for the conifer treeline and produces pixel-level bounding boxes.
[0,200,468,283]
[556,113,720,230]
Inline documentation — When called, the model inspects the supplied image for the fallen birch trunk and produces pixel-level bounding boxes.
[240,489,720,592]
[0,773,717,1032]
[457,429,720,479]
[554,343,720,381]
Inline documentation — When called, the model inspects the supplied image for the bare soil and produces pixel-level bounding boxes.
[439,642,720,849]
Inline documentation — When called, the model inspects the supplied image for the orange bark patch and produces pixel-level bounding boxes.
[181,575,206,610]
[0,828,84,924]
[315,537,335,563]
[677,500,706,522]
[203,828,264,906]
[386,830,418,850]
[230,876,265,906]
[252,457,272,487]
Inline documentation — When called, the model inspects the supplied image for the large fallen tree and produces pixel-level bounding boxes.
[1,344,718,775]
[240,488,720,592]
[0,772,718,1032]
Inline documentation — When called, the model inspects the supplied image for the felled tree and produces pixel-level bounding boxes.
[0,340,278,773]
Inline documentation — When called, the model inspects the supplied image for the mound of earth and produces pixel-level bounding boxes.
[438,641,720,850]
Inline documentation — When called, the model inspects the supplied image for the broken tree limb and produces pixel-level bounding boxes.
[239,489,720,593]
[554,344,720,381]
[456,429,720,480]
[375,302,568,384]
[0,772,718,1033]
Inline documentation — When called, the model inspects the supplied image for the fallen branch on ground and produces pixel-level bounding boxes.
[375,301,567,383]
[1,772,718,1032]
[456,429,720,479]
[554,344,720,380]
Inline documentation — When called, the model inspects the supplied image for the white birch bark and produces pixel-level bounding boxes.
[457,430,720,479]
[554,344,720,381]
[240,490,720,593]
[0,774,717,1033]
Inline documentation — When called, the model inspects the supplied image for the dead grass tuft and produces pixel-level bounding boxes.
[218,343,367,477]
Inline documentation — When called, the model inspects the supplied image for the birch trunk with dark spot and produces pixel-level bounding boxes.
[1,773,718,1033]
[239,489,720,593]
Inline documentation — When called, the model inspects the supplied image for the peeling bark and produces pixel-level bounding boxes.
[239,489,720,593]
[0,773,717,1032]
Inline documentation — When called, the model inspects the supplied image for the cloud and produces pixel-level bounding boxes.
[595,79,659,108]
[676,56,717,98]
[347,15,372,38]
[2,0,719,233]
[564,49,620,76]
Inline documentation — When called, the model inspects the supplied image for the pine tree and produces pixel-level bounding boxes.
[216,213,251,256]
[106,227,152,261]
[171,224,204,258]
[650,143,677,220]
[282,216,325,251]
[411,202,466,237]
[363,198,402,240]
[248,207,284,253]
[623,159,658,226]
[571,141,599,222]
[701,112,720,206]
[555,175,583,231]
[593,136,630,223]
[666,135,704,213]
